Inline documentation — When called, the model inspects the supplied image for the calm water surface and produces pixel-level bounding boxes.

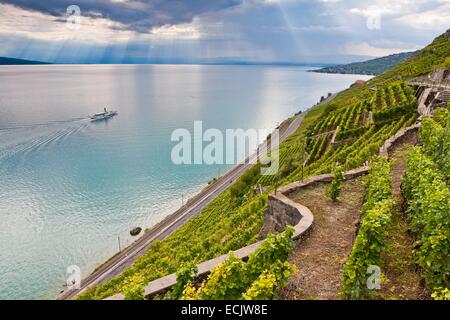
[0,64,371,299]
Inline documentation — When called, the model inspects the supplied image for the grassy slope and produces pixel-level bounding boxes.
[377,30,450,81]
[79,29,450,300]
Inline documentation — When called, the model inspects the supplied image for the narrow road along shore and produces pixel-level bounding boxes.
[58,104,314,300]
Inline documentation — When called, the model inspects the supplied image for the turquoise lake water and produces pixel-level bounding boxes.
[0,64,371,299]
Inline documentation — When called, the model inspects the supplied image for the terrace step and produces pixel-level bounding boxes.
[436,90,450,102]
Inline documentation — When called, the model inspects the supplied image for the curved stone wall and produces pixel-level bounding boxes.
[379,123,420,157]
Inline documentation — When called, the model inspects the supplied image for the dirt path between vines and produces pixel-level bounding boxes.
[277,178,364,300]
[377,131,428,299]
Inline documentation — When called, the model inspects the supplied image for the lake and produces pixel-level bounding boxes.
[0,64,371,299]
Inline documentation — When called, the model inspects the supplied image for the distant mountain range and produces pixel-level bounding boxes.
[0,57,51,65]
[311,51,418,76]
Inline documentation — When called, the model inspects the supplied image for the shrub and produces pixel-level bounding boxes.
[362,157,392,213]
[326,167,344,201]
[184,253,246,300]
[243,261,296,300]
[180,227,296,300]
[440,56,450,69]
[336,127,367,140]
[419,115,450,179]
[229,164,261,199]
[277,157,296,179]
[242,271,277,300]
[432,288,450,300]
[341,157,393,299]
[373,102,416,122]
[402,147,450,290]
[341,199,394,299]
[165,263,198,300]
[123,275,145,300]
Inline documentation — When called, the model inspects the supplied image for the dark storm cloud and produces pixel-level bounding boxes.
[0,0,243,32]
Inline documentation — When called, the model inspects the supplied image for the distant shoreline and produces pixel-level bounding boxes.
[0,57,332,68]
[308,69,377,76]
[0,57,51,65]
[0,62,328,68]
[309,51,418,76]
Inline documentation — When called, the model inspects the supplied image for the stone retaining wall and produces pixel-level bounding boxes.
[260,166,369,239]
[379,123,420,157]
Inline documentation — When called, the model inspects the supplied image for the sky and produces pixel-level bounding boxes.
[0,0,449,64]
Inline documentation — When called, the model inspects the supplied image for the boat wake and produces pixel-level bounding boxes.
[0,118,89,162]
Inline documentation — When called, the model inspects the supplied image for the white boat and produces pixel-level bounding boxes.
[90,108,118,121]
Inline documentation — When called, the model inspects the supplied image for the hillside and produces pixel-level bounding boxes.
[0,57,50,65]
[78,29,450,300]
[312,51,417,76]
